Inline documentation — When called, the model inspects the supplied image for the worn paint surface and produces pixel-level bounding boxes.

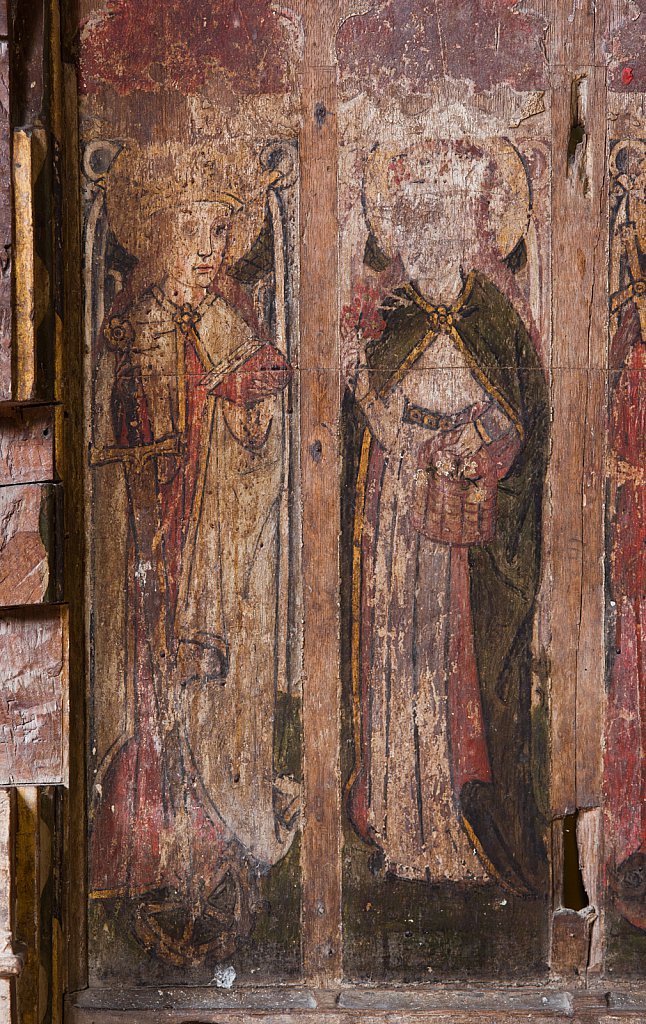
[605,133,646,973]
[0,610,67,786]
[61,0,646,999]
[336,1,552,980]
[80,0,302,983]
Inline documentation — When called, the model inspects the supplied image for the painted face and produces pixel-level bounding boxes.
[166,202,233,290]
[387,152,489,281]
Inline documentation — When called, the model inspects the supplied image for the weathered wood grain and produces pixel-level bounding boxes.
[60,45,87,996]
[298,10,342,977]
[0,34,10,402]
[0,407,55,485]
[548,7,607,823]
[601,0,646,977]
[52,0,646,1003]
[0,788,21,1024]
[0,607,67,785]
[62,985,646,1024]
[79,0,303,985]
[9,0,45,127]
[0,481,62,605]
[14,787,39,1024]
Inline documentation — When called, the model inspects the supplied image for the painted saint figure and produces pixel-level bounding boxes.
[343,140,549,894]
[605,138,646,932]
[88,145,299,964]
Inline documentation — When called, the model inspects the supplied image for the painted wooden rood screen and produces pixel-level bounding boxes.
[3,0,646,1020]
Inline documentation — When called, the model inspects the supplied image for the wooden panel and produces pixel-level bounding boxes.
[79,0,304,985]
[603,0,646,977]
[0,407,55,486]
[0,32,10,402]
[14,787,60,1024]
[299,40,342,983]
[549,44,607,814]
[0,482,62,605]
[336,0,552,980]
[0,787,20,1024]
[55,0,646,1002]
[11,126,55,403]
[0,606,67,785]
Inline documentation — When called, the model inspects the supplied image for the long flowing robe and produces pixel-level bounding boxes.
[90,284,295,901]
[605,296,646,929]
[345,271,549,894]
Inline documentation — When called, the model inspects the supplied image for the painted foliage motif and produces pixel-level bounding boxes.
[606,137,646,944]
[338,0,552,976]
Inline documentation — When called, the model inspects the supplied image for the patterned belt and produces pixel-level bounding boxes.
[402,397,476,432]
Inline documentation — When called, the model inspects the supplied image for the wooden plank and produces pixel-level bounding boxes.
[548,3,608,820]
[0,37,10,402]
[0,788,15,958]
[65,988,646,1024]
[14,788,39,1024]
[13,787,57,1024]
[0,788,21,1024]
[336,2,553,979]
[0,481,62,605]
[9,0,45,127]
[66,1012,576,1024]
[11,127,50,403]
[0,407,55,485]
[11,129,37,402]
[0,606,68,785]
[78,0,304,986]
[573,64,608,811]
[298,2,342,979]
[60,48,86,995]
[577,807,603,972]
[602,0,646,976]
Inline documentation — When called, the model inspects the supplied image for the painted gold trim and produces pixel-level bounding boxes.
[474,417,493,445]
[345,428,372,800]
[89,884,151,900]
[462,815,526,898]
[380,272,474,397]
[176,321,187,433]
[448,325,524,441]
[392,273,524,441]
[380,327,438,396]
[403,270,476,317]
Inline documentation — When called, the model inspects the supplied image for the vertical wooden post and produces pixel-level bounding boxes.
[549,0,607,819]
[298,1,343,985]
[549,0,607,968]
[0,0,10,400]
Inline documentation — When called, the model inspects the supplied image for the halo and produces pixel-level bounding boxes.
[487,137,531,259]
[363,137,531,263]
[104,140,271,270]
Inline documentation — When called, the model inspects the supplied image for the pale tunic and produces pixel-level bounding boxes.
[174,297,296,868]
[361,330,510,881]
